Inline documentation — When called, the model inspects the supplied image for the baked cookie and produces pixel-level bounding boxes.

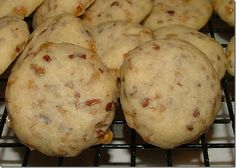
[0,16,29,75]
[15,14,95,68]
[82,0,153,28]
[120,39,221,149]
[6,42,118,156]
[212,0,234,27]
[154,24,226,79]
[33,0,95,28]
[226,36,234,76]
[0,0,45,19]
[90,21,153,77]
[142,0,213,31]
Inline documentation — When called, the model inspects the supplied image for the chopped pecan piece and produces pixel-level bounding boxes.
[167,10,175,16]
[141,98,150,108]
[68,54,86,59]
[106,102,113,111]
[85,99,101,106]
[186,124,194,131]
[30,64,45,76]
[43,55,52,62]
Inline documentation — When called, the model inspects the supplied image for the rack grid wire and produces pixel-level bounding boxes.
[0,14,235,167]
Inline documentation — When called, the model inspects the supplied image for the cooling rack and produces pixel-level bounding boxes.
[0,15,235,167]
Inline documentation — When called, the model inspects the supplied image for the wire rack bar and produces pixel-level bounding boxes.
[22,148,30,167]
[221,78,235,134]
[166,150,172,167]
[94,146,101,166]
[0,79,8,82]
[58,157,64,166]
[201,135,210,167]
[0,108,7,138]
[111,119,232,125]
[89,143,235,149]
[130,129,137,167]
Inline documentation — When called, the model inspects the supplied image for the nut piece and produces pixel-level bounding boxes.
[85,99,101,106]
[99,130,113,144]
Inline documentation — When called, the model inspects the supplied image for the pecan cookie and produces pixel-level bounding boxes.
[33,0,95,28]
[226,36,234,76]
[82,0,153,28]
[14,14,95,68]
[6,42,118,156]
[0,16,29,75]
[154,24,226,79]
[90,20,153,77]
[142,0,213,31]
[120,39,221,149]
[0,0,45,18]
[212,0,234,27]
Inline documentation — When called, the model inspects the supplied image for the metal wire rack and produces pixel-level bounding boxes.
[0,15,235,167]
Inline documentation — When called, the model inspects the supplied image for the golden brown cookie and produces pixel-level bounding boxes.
[33,0,95,28]
[154,24,226,79]
[14,14,95,68]
[90,20,153,77]
[120,39,221,149]
[212,0,234,26]
[82,0,153,28]
[0,16,29,75]
[142,0,213,31]
[226,36,234,76]
[6,42,118,156]
[0,0,45,18]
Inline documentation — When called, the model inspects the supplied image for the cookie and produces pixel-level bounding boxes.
[154,24,226,79]
[15,14,95,68]
[82,0,153,28]
[212,0,234,27]
[90,21,153,77]
[0,16,29,75]
[120,39,221,149]
[33,0,95,28]
[226,36,234,76]
[0,0,45,18]
[142,0,213,31]
[6,42,118,156]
